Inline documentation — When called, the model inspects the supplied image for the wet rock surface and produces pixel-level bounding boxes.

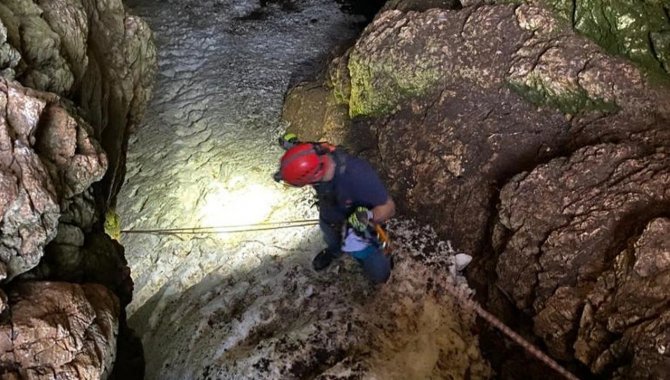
[119,0,364,318]
[0,281,120,380]
[119,0,490,377]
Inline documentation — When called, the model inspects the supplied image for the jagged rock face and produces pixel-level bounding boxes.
[0,1,154,377]
[327,5,670,254]
[0,0,156,208]
[496,143,670,376]
[575,217,670,378]
[132,220,490,380]
[283,3,670,378]
[0,79,107,280]
[522,0,670,76]
[0,281,120,379]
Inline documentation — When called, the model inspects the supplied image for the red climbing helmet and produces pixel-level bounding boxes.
[278,143,331,186]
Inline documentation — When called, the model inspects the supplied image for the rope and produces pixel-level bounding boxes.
[442,282,580,380]
[120,218,578,379]
[120,219,320,235]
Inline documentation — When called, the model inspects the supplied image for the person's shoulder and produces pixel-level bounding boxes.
[337,150,366,166]
[340,153,377,177]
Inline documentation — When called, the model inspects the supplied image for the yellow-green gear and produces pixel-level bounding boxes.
[279,132,300,150]
[348,206,371,231]
[282,132,298,142]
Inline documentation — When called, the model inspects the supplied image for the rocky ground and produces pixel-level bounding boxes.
[2,0,668,378]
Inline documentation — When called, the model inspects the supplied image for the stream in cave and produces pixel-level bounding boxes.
[117,0,370,377]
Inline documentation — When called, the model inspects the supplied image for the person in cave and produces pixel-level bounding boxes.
[273,134,395,284]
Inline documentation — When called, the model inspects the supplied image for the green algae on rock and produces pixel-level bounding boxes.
[104,208,122,241]
[348,49,441,117]
[507,75,619,114]
[533,0,670,76]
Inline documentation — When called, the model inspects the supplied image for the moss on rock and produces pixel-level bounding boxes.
[508,74,619,114]
[535,0,670,76]
[327,53,352,106]
[348,50,441,118]
[104,208,121,241]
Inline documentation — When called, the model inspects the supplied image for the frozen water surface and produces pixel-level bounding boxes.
[117,0,366,376]
[119,0,361,317]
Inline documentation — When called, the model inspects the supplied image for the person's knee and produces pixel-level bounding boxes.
[363,250,391,284]
[369,267,390,284]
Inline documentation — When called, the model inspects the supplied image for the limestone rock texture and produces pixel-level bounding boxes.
[0,0,156,208]
[0,281,120,380]
[282,3,670,379]
[496,144,670,378]
[0,0,155,378]
[0,79,107,280]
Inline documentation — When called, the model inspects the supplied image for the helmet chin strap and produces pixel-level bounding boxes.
[319,155,336,182]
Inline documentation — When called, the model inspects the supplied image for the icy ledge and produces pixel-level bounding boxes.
[134,218,490,379]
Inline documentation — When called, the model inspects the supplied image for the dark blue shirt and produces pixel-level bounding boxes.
[315,151,389,224]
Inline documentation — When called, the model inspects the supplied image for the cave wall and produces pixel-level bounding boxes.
[0,0,155,378]
[282,2,670,378]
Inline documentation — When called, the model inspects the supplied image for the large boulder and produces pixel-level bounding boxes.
[282,3,670,378]
[0,79,107,280]
[496,143,670,377]
[330,5,670,255]
[0,281,119,379]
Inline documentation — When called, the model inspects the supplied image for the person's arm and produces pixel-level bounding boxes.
[371,196,395,224]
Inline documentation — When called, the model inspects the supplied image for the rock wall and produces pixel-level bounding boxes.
[282,2,670,378]
[0,79,107,281]
[0,0,156,208]
[0,0,155,378]
[0,282,120,379]
[496,143,670,377]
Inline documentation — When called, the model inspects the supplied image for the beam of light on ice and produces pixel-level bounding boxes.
[199,179,281,235]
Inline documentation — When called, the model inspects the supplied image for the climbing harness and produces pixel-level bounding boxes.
[374,224,391,254]
[120,219,320,236]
